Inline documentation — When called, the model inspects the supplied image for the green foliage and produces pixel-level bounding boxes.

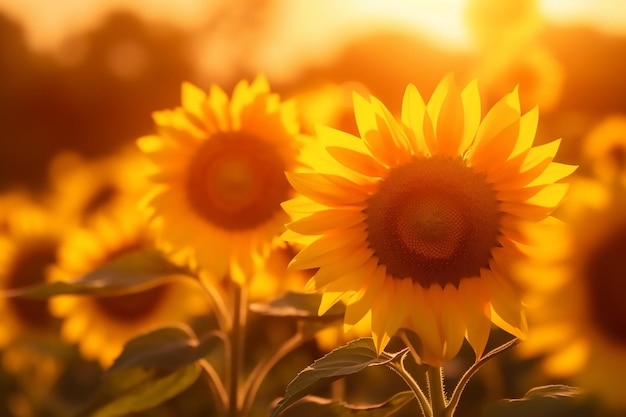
[277,391,415,417]
[73,325,217,416]
[482,385,596,417]
[108,324,220,372]
[86,365,201,417]
[3,249,193,298]
[271,338,406,416]
[249,291,345,321]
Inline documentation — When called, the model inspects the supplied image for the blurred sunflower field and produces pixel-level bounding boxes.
[1,1,626,416]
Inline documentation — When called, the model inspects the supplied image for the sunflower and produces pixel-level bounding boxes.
[48,201,209,367]
[282,74,574,365]
[478,46,564,113]
[45,145,152,224]
[0,193,64,348]
[138,76,303,284]
[519,177,626,410]
[463,0,542,58]
[295,81,366,136]
[582,115,626,186]
[247,244,312,302]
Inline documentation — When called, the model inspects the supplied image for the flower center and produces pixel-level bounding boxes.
[7,240,57,329]
[584,226,626,345]
[365,157,501,287]
[95,284,169,322]
[607,145,626,173]
[83,184,118,217]
[187,132,291,230]
[93,240,169,321]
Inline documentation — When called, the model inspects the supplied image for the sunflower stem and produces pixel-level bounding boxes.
[445,338,520,417]
[198,274,232,332]
[198,358,228,415]
[240,325,306,415]
[427,367,447,417]
[227,281,247,417]
[387,352,432,417]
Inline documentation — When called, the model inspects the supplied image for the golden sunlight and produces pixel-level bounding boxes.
[2,0,626,415]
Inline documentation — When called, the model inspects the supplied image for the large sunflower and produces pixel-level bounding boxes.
[48,201,209,367]
[519,177,626,410]
[138,76,303,284]
[283,75,574,365]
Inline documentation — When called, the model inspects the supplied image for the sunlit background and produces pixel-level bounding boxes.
[1,0,626,190]
[1,0,626,416]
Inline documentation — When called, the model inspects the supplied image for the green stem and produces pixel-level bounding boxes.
[400,331,424,366]
[387,352,432,417]
[427,367,447,417]
[227,282,247,417]
[446,338,519,417]
[241,326,306,415]
[199,359,228,415]
[198,274,232,332]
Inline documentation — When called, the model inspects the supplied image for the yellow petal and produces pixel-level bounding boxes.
[343,260,384,327]
[282,195,328,214]
[286,172,371,206]
[370,275,398,354]
[289,226,367,270]
[353,93,404,166]
[319,291,347,315]
[287,208,366,235]
[324,257,377,293]
[401,83,429,154]
[511,106,539,158]
[484,267,527,339]
[370,96,413,164]
[459,278,491,360]
[317,125,387,177]
[469,88,521,169]
[353,92,378,139]
[409,284,444,366]
[527,163,577,187]
[206,84,231,131]
[181,82,207,120]
[308,247,373,290]
[525,182,569,208]
[428,74,467,156]
[441,284,466,360]
[460,79,481,154]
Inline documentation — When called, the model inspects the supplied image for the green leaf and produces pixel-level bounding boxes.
[482,385,595,417]
[271,338,405,416]
[278,391,415,417]
[3,249,192,298]
[249,291,345,321]
[108,324,221,372]
[90,364,201,417]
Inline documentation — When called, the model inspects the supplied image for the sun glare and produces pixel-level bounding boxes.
[540,0,626,35]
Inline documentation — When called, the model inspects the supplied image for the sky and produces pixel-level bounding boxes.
[1,0,625,53]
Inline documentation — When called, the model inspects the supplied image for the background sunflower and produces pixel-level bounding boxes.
[44,145,152,225]
[48,201,209,367]
[520,177,626,411]
[138,77,305,285]
[0,194,64,347]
